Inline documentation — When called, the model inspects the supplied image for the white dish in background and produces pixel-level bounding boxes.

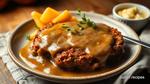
[8,11,141,83]
[112,3,150,32]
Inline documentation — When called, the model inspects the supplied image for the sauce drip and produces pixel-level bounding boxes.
[19,22,116,76]
[40,22,113,59]
[20,43,117,76]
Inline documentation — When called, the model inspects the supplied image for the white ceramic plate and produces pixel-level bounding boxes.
[8,11,141,83]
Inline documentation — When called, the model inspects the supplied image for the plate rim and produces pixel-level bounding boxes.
[8,11,141,81]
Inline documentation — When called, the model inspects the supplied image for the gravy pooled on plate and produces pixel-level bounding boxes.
[20,7,124,76]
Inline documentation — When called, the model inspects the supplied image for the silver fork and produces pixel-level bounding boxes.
[123,36,150,48]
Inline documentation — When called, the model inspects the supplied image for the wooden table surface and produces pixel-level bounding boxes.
[0,0,150,84]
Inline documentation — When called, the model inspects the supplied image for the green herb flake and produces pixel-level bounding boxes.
[34,25,40,30]
[77,9,97,29]
[80,21,86,24]
[77,8,81,15]
[77,24,84,31]
[67,28,71,31]
[77,24,82,27]
[26,35,31,41]
[62,24,69,28]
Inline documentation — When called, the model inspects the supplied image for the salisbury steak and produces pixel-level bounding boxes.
[53,28,123,71]
[54,48,100,71]
[30,23,124,71]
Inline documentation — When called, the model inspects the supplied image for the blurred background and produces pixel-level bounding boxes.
[0,0,150,32]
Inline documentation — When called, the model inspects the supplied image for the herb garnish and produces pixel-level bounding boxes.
[34,25,40,30]
[77,24,84,30]
[26,35,31,41]
[62,24,70,28]
[61,9,96,34]
[62,24,78,34]
[77,9,96,29]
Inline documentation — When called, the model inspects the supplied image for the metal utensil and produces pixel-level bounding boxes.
[123,36,150,48]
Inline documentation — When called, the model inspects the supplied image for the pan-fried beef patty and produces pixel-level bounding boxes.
[53,28,123,71]
[30,23,124,71]
[54,48,100,71]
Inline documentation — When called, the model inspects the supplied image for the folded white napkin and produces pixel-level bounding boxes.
[0,24,150,84]
[114,24,150,84]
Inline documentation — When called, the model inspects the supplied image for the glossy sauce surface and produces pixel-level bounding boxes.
[20,22,116,77]
[20,43,118,77]
[40,22,113,59]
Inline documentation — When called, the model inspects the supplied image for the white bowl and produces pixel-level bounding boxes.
[112,3,150,32]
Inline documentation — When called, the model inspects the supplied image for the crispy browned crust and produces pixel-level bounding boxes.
[53,28,124,71]
[110,28,124,55]
[54,48,100,71]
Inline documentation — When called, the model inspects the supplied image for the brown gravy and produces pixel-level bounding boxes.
[39,22,113,60]
[20,43,119,77]
[19,22,121,77]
